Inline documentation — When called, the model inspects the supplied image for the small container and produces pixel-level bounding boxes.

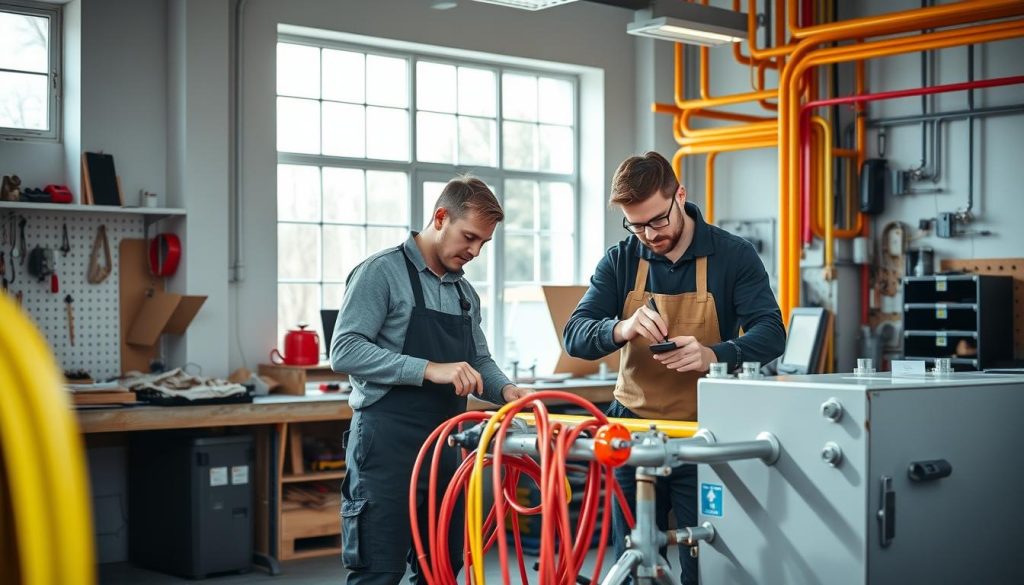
[142,190,158,208]
[707,362,732,379]
[737,361,761,379]
[853,358,876,376]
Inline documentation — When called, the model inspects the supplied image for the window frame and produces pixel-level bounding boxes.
[0,0,62,142]
[276,34,581,363]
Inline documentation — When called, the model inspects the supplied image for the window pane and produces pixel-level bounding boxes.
[463,244,491,283]
[323,225,366,282]
[458,67,495,117]
[0,12,48,73]
[322,102,365,158]
[539,182,574,232]
[504,234,535,282]
[366,107,409,161]
[458,117,495,167]
[0,71,47,130]
[416,112,456,164]
[366,55,408,108]
[323,284,346,311]
[278,223,321,280]
[538,77,573,125]
[323,167,365,223]
[366,171,409,224]
[322,49,364,103]
[503,286,559,374]
[422,181,447,227]
[504,179,536,230]
[277,43,320,99]
[417,61,457,113]
[277,164,320,222]
[502,73,537,122]
[502,121,537,171]
[539,125,574,173]
[540,234,574,283]
[367,227,408,254]
[277,97,320,154]
[278,283,320,350]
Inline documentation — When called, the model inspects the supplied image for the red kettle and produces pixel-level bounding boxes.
[271,323,320,366]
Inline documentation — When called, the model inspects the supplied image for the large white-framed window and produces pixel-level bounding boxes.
[276,36,580,370]
[0,1,61,141]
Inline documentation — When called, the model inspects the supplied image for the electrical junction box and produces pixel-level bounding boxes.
[696,372,1024,584]
[936,212,956,238]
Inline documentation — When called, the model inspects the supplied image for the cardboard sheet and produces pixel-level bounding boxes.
[542,285,620,377]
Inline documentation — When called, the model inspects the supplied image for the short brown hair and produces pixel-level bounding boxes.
[432,175,505,224]
[609,151,679,206]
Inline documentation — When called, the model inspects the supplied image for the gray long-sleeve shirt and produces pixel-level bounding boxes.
[330,233,510,410]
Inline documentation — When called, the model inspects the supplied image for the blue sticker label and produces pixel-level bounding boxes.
[701,483,723,517]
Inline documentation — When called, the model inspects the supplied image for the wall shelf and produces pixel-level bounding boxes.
[0,200,186,218]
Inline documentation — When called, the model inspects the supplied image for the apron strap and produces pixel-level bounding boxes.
[401,251,426,309]
[633,257,650,293]
[696,256,709,302]
[453,280,471,317]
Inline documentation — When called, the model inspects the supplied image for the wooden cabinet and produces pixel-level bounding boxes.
[273,419,348,560]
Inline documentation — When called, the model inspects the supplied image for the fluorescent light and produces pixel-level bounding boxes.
[627,3,747,46]
[628,16,744,46]
[470,0,577,10]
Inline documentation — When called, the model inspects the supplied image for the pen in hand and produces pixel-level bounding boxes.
[645,295,669,343]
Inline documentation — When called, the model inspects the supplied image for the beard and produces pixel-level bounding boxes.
[643,220,684,254]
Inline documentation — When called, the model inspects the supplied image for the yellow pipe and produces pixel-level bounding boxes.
[654,101,774,124]
[0,294,95,584]
[680,109,778,139]
[779,17,1024,316]
[671,43,776,126]
[706,152,718,225]
[779,18,1024,318]
[513,413,698,439]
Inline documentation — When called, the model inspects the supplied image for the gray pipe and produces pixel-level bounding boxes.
[230,0,250,283]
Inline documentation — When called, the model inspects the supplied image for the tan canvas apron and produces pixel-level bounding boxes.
[613,255,721,421]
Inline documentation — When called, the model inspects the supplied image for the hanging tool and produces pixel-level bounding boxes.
[65,294,75,346]
[16,216,26,265]
[60,223,71,256]
[87,225,112,284]
[1,252,6,291]
[4,214,14,284]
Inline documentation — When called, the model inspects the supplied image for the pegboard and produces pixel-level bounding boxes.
[940,258,1024,360]
[2,211,142,379]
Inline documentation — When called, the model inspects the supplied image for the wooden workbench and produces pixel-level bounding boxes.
[76,378,617,434]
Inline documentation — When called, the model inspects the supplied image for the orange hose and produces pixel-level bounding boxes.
[706,152,718,224]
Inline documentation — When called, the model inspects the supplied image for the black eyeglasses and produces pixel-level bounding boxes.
[622,197,676,234]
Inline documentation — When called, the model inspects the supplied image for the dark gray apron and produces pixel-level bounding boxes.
[341,248,473,584]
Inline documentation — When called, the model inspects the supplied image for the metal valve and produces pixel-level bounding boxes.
[708,362,732,379]
[853,358,875,376]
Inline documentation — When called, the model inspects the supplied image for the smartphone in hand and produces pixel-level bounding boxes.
[649,341,677,354]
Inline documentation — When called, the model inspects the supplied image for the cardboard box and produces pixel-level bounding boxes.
[126,290,206,347]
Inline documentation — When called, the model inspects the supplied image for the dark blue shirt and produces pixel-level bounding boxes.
[564,202,785,369]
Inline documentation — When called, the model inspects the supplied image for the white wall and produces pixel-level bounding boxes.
[229,0,645,372]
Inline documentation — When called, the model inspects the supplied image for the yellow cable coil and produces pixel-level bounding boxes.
[513,413,698,439]
[0,293,95,584]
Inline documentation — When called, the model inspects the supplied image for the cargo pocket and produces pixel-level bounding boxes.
[341,498,368,570]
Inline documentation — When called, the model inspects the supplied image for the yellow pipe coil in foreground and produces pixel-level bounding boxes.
[0,294,95,584]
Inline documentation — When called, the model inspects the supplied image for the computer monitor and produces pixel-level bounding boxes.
[320,309,339,360]
[777,307,828,375]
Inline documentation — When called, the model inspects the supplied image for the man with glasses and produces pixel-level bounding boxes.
[564,151,785,584]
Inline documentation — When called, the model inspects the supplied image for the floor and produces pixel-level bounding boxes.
[98,548,625,584]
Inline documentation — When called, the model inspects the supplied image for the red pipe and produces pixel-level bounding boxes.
[798,74,1024,247]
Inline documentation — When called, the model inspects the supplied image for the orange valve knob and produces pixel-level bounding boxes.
[594,423,632,467]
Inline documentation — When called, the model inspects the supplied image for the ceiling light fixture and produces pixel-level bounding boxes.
[627,2,746,46]
[470,0,578,10]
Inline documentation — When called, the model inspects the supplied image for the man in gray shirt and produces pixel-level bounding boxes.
[331,176,530,585]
